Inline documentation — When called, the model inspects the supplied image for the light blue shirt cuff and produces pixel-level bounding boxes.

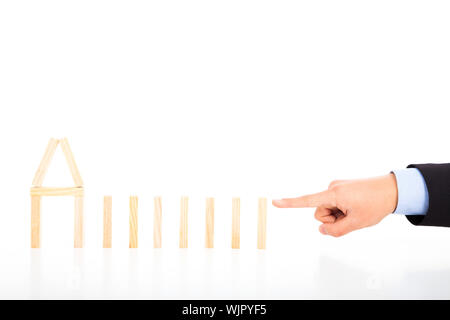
[392,168,429,215]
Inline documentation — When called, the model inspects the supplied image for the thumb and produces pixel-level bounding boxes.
[319,218,355,237]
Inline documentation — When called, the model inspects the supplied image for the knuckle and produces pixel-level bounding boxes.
[314,210,320,220]
[326,188,339,207]
[328,180,339,189]
[330,185,345,203]
[332,184,344,193]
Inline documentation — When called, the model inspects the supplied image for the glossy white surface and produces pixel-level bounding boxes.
[2,241,450,299]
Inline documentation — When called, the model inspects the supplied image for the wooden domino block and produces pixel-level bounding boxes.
[257,197,267,249]
[153,196,162,248]
[179,196,188,248]
[74,196,84,248]
[30,187,84,197]
[31,196,41,248]
[232,197,240,249]
[205,197,214,248]
[103,196,112,248]
[129,196,138,248]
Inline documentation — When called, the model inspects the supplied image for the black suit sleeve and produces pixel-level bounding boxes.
[405,163,450,227]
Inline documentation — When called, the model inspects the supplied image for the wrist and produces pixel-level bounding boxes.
[386,173,398,214]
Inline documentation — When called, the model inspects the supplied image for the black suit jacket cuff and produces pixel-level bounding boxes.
[405,163,450,227]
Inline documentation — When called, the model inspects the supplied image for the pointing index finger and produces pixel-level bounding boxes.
[272,190,335,208]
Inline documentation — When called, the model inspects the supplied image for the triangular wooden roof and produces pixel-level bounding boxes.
[32,138,83,187]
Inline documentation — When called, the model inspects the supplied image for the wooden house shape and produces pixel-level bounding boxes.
[30,138,84,248]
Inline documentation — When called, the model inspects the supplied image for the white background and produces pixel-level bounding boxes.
[1,0,450,299]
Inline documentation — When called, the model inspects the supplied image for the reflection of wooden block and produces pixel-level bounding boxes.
[60,138,84,186]
[179,197,188,248]
[153,197,162,248]
[32,138,59,187]
[257,198,267,250]
[74,196,84,248]
[129,196,138,248]
[232,197,240,249]
[31,196,41,248]
[103,196,112,248]
[205,198,214,248]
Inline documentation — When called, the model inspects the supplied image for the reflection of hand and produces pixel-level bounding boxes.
[272,174,398,237]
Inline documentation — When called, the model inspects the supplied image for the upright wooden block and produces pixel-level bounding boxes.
[232,197,240,249]
[74,196,84,248]
[31,196,41,248]
[205,197,214,248]
[103,196,112,248]
[129,196,138,248]
[153,196,162,248]
[257,197,267,250]
[179,197,188,248]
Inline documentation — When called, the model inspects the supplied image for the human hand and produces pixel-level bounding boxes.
[272,174,398,237]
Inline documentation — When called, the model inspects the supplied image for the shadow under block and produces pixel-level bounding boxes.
[232,197,240,249]
[257,198,267,249]
[153,197,162,248]
[129,196,138,248]
[103,196,112,248]
[179,197,188,248]
[205,198,214,248]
